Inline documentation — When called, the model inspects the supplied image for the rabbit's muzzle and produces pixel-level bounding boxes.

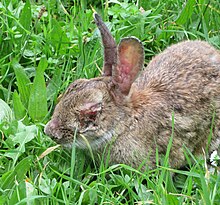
[44,119,74,143]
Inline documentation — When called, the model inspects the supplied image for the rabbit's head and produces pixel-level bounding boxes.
[44,13,144,149]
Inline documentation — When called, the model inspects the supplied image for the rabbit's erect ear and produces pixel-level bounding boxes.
[112,37,144,96]
[94,13,117,76]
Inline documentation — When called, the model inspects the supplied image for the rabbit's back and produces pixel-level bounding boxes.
[129,41,220,168]
[137,40,220,92]
[134,41,220,117]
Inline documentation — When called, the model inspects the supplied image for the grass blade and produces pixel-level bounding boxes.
[200,172,211,205]
[175,0,196,25]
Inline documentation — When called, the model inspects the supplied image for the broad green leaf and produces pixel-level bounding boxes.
[25,181,38,205]
[28,57,48,121]
[0,99,14,123]
[39,178,57,195]
[19,0,31,34]
[47,18,69,55]
[8,180,38,205]
[0,156,32,190]
[12,60,31,108]
[166,194,179,205]
[46,68,62,100]
[12,90,29,124]
[175,0,196,25]
[4,121,37,165]
[9,181,26,205]
[0,195,7,205]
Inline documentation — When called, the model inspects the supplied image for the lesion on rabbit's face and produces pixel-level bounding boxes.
[45,77,118,150]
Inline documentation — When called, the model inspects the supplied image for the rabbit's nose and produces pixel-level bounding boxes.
[44,119,60,137]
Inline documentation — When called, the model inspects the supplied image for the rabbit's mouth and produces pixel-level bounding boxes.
[79,123,98,134]
[74,129,115,150]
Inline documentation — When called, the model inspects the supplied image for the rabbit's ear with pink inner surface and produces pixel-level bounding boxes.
[112,37,144,96]
[93,13,144,97]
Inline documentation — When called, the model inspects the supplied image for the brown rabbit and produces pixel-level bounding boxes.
[44,13,220,169]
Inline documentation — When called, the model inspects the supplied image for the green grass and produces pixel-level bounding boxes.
[0,0,220,204]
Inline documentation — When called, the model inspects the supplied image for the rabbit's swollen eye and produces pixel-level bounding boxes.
[79,110,98,127]
[78,102,102,128]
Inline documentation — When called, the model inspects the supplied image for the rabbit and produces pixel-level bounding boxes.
[44,13,220,169]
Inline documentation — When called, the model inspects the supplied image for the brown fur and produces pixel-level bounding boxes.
[44,15,220,169]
